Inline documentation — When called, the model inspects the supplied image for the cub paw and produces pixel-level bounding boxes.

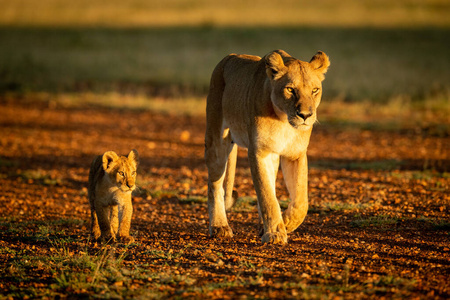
[119,235,135,244]
[258,224,264,237]
[261,232,287,245]
[101,235,116,244]
[90,234,101,243]
[210,226,234,238]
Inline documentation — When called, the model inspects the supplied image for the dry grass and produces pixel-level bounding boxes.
[1,0,449,28]
[13,91,449,132]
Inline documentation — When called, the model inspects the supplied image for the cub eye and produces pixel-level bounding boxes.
[312,88,320,94]
[118,171,125,177]
[131,171,136,176]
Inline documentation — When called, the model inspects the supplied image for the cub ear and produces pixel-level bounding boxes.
[128,149,139,168]
[309,51,330,80]
[265,51,286,80]
[102,151,119,171]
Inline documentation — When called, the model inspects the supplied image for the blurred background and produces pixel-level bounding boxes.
[0,0,449,122]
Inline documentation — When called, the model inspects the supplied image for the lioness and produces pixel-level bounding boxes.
[88,150,139,244]
[205,50,330,244]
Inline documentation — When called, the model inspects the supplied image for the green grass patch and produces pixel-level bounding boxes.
[351,214,399,230]
[417,217,450,231]
[0,218,85,241]
[0,157,18,168]
[391,171,450,181]
[311,160,405,171]
[233,196,257,212]
[16,169,64,186]
[179,196,208,205]
[137,187,179,200]
[324,202,372,212]
[4,239,152,299]
[0,27,449,104]
[148,190,179,200]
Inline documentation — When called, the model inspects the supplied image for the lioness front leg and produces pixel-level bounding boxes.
[249,149,287,244]
[281,154,309,233]
[257,153,280,237]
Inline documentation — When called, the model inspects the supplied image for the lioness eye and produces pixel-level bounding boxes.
[312,88,320,94]
[286,87,295,93]
[132,171,136,176]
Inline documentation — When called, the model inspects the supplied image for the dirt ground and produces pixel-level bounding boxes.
[0,98,449,299]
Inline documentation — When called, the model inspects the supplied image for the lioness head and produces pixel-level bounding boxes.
[265,50,330,129]
[102,150,139,193]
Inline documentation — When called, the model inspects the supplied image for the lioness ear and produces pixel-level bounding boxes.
[128,149,139,168]
[309,51,330,80]
[102,151,119,171]
[265,51,286,80]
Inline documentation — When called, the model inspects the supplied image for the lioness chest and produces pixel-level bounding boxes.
[224,114,311,160]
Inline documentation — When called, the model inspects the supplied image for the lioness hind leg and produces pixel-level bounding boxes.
[224,143,237,211]
[205,56,237,239]
[205,139,234,238]
[205,127,234,238]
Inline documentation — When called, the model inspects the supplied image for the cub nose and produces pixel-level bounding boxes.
[296,110,313,121]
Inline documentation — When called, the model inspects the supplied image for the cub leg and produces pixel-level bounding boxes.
[95,204,116,243]
[118,198,135,244]
[205,132,234,238]
[90,208,101,240]
[249,149,287,244]
[281,153,309,233]
[110,205,119,236]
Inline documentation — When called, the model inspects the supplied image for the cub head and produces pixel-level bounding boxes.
[265,50,330,129]
[102,149,139,193]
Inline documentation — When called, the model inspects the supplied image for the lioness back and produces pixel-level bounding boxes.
[88,149,139,244]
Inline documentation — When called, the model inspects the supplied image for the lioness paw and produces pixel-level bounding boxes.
[119,235,135,245]
[261,232,287,245]
[210,226,234,239]
[283,216,295,233]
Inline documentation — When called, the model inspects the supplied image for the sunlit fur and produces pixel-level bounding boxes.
[88,150,139,244]
[205,50,329,244]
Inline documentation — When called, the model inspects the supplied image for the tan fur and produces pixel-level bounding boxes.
[88,150,139,244]
[205,50,330,244]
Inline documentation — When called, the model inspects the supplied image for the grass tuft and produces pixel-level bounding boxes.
[351,214,399,230]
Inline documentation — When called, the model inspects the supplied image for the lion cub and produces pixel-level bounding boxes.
[88,150,139,244]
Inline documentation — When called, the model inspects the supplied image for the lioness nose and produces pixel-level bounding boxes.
[297,111,313,120]
[126,181,133,188]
